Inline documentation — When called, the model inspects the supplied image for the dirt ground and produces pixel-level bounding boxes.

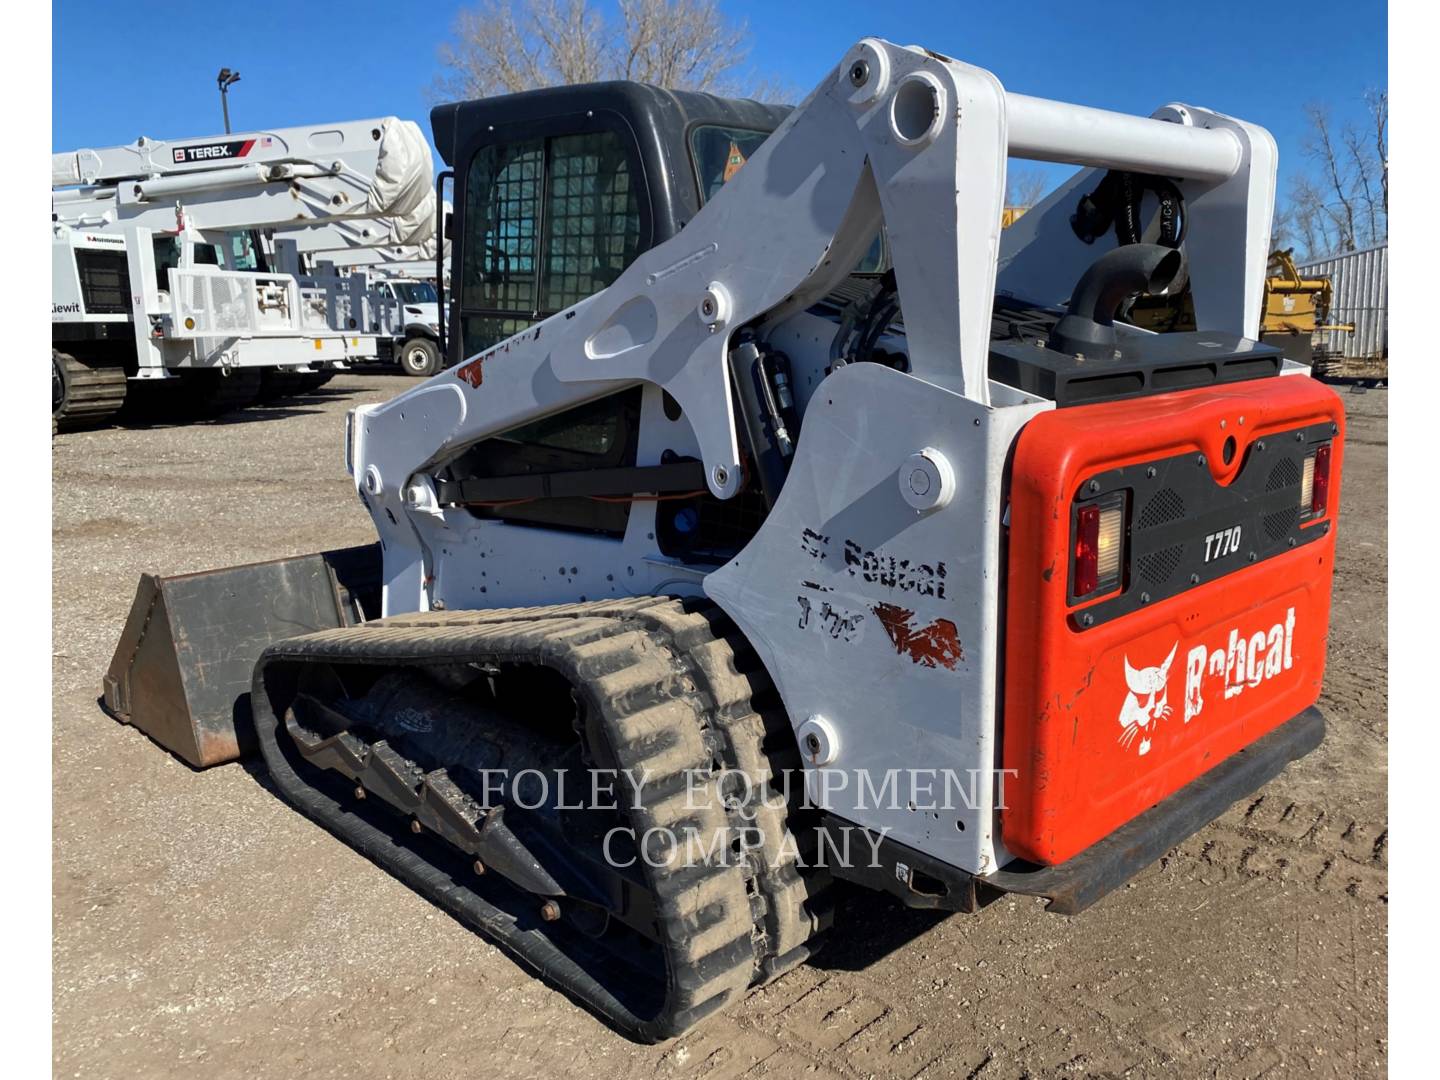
[52,374,1388,1079]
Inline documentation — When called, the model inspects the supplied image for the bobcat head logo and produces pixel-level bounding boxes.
[1118,643,1177,756]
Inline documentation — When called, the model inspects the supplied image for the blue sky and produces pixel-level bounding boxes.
[53,0,1386,198]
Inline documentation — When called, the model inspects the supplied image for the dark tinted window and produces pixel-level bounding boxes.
[689,125,770,202]
[541,133,641,310]
[463,139,542,314]
[459,131,642,354]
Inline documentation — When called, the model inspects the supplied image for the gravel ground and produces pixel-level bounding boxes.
[53,374,1388,1078]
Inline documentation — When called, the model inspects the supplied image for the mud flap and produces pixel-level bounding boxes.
[101,545,381,767]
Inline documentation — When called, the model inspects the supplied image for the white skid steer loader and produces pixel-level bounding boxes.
[104,40,1343,1041]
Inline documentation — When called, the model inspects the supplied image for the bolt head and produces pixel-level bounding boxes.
[540,901,561,922]
[410,819,423,834]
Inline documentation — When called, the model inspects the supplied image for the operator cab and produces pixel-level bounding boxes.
[432,82,792,359]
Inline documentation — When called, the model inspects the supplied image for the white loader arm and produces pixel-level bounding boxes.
[352,38,1275,605]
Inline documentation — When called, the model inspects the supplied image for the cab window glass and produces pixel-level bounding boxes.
[540,132,641,311]
[689,125,770,202]
[152,236,180,290]
[462,139,542,314]
[220,231,266,272]
[459,130,640,354]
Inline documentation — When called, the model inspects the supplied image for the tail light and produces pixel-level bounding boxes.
[1072,491,1126,600]
[1301,443,1331,521]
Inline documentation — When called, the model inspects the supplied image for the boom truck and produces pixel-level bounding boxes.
[278,226,449,376]
[103,41,1343,1041]
[51,117,434,428]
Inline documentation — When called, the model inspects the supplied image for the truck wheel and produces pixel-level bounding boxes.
[398,336,442,378]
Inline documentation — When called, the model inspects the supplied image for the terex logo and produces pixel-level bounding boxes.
[1116,607,1297,757]
[172,138,254,164]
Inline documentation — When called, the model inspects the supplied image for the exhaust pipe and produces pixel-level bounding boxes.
[1049,244,1187,358]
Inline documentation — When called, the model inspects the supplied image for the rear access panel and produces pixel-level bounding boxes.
[1002,375,1343,866]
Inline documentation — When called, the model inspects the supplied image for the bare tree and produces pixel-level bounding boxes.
[1303,104,1358,251]
[1281,92,1387,259]
[616,0,746,90]
[1006,167,1049,209]
[1368,88,1388,218]
[434,0,774,102]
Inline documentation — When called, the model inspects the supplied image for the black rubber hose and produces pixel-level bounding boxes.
[1049,243,1188,358]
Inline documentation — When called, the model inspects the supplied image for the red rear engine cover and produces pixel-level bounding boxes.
[1002,375,1345,866]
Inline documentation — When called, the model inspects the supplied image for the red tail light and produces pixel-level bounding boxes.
[1072,492,1125,600]
[1301,443,1332,522]
[1074,505,1100,596]
[1311,443,1331,518]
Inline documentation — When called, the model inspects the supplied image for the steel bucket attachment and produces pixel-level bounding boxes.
[102,544,381,768]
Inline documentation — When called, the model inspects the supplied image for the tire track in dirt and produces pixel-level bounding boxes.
[1169,794,1387,902]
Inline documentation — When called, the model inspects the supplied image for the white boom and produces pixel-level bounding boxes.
[52,117,436,425]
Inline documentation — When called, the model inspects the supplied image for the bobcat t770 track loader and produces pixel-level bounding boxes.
[104,39,1344,1041]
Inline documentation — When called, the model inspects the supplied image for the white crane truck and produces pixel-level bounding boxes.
[104,41,1342,1043]
[51,116,434,428]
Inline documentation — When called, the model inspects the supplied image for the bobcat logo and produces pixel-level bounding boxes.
[1118,644,1176,756]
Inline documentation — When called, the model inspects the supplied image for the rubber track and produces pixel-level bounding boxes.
[53,349,127,430]
[252,597,831,1041]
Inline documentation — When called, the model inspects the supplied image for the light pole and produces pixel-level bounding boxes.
[217,68,241,133]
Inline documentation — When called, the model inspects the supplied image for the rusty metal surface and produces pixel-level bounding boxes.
[101,545,380,767]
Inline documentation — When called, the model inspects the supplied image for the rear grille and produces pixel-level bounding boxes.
[1138,488,1185,530]
[1264,508,1298,543]
[1137,543,1183,586]
[1266,457,1301,492]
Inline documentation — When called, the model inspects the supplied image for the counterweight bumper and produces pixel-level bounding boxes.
[822,706,1323,915]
